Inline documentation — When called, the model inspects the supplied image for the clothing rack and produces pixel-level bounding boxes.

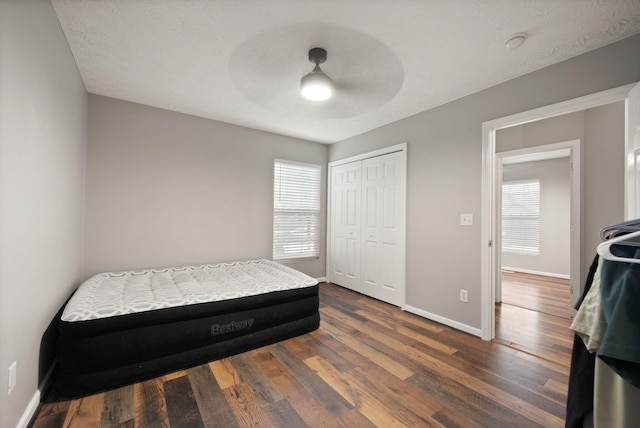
[597,229,640,264]
[567,219,640,428]
[599,218,640,240]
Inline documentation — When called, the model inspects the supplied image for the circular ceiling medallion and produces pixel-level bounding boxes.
[228,23,404,119]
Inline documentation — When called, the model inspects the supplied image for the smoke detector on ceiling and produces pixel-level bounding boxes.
[504,33,528,50]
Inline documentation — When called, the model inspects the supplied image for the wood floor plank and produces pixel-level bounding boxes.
[30,412,67,428]
[380,319,458,355]
[269,342,353,417]
[320,312,415,380]
[279,335,318,361]
[332,301,483,388]
[100,384,134,427]
[406,347,565,427]
[449,343,569,406]
[262,398,309,428]
[475,369,566,419]
[327,294,564,428]
[187,364,240,428]
[496,306,572,368]
[545,377,569,396]
[61,393,104,428]
[31,388,70,426]
[160,370,187,383]
[229,352,284,406]
[317,292,369,322]
[133,378,170,428]
[223,382,277,428]
[501,271,571,319]
[299,331,355,373]
[430,407,484,428]
[251,348,339,428]
[303,355,357,406]
[484,368,567,410]
[407,370,519,427]
[337,409,378,428]
[164,375,205,428]
[390,308,445,333]
[311,320,453,423]
[353,295,426,328]
[346,367,444,427]
[208,358,240,389]
[340,384,409,427]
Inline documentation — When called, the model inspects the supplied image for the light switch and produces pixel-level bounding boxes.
[460,214,473,226]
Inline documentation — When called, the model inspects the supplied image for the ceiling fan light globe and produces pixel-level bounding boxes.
[301,71,333,101]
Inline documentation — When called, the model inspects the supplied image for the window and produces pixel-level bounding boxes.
[273,160,321,260]
[502,179,540,255]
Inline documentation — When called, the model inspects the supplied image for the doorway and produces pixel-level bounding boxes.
[494,144,577,359]
[480,82,639,341]
[496,142,578,315]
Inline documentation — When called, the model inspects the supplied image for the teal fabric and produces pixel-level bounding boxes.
[598,246,640,388]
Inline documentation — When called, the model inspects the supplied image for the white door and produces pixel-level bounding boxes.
[329,161,361,291]
[627,82,640,219]
[361,152,404,306]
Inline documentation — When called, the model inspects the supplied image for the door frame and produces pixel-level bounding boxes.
[480,83,637,341]
[326,142,408,308]
[495,140,580,316]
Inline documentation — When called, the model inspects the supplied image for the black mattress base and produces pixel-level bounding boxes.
[56,312,319,397]
[55,284,320,397]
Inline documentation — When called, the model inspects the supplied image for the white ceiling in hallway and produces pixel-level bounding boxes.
[51,0,640,144]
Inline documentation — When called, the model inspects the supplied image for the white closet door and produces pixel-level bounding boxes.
[361,152,404,306]
[329,161,361,291]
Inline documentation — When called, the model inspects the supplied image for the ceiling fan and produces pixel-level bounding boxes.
[300,47,333,101]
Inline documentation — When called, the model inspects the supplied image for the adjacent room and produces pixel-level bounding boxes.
[2,1,640,427]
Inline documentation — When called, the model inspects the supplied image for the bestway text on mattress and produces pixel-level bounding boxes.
[210,318,255,336]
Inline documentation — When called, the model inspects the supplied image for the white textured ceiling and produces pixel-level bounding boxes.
[51,0,640,144]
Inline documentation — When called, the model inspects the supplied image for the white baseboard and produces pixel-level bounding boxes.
[16,361,55,428]
[501,267,570,280]
[316,276,327,283]
[403,305,482,338]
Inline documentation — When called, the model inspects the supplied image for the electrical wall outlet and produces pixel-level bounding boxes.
[7,362,16,395]
[460,214,473,226]
[459,289,469,303]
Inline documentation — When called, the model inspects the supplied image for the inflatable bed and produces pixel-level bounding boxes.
[55,259,319,396]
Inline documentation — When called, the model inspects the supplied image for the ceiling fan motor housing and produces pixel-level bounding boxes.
[309,47,327,64]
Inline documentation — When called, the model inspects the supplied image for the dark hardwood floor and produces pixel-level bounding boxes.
[501,270,571,319]
[496,271,573,369]
[31,282,571,427]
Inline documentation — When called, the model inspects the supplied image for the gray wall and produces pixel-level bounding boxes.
[496,102,625,287]
[84,95,328,280]
[501,158,571,277]
[0,1,87,426]
[583,103,627,264]
[329,34,639,330]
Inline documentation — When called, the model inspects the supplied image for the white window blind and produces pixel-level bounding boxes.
[502,179,540,255]
[273,160,321,260]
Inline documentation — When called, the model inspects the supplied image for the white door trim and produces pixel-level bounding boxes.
[480,83,637,341]
[329,142,408,167]
[327,142,407,308]
[626,83,640,219]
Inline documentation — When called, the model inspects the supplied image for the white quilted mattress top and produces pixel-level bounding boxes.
[62,259,318,322]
